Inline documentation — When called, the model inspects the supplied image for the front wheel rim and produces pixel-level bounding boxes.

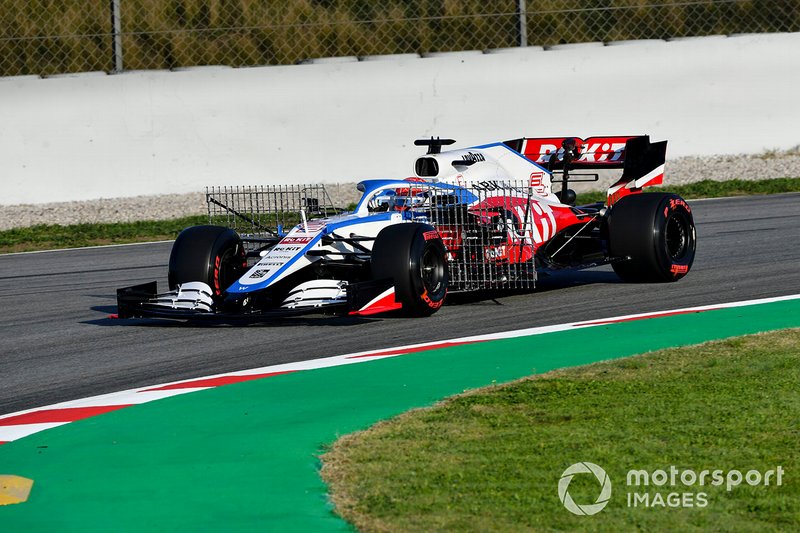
[420,246,445,294]
[216,246,244,295]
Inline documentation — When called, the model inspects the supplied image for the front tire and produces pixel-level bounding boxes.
[606,193,696,282]
[371,223,448,316]
[168,225,245,298]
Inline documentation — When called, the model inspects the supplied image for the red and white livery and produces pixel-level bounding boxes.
[116,135,696,322]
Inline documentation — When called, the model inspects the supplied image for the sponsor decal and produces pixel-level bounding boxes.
[470,180,503,191]
[291,222,326,235]
[529,171,546,195]
[249,269,271,279]
[580,142,626,163]
[525,137,631,164]
[423,230,440,241]
[670,264,689,275]
[213,255,221,294]
[669,198,691,213]
[459,151,485,163]
[420,289,444,309]
[271,246,303,253]
[281,237,313,244]
[484,245,508,261]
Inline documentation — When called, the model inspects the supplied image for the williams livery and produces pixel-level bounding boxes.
[116,135,696,320]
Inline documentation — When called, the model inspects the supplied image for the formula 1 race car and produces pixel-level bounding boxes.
[116,135,696,320]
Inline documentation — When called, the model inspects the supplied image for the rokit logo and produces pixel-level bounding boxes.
[280,237,312,244]
[526,137,630,164]
[484,245,507,260]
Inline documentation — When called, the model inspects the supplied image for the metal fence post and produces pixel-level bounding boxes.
[518,0,528,47]
[110,0,123,72]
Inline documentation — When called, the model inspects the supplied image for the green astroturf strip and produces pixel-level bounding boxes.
[1,299,799,531]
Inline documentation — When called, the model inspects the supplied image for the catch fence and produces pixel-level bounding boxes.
[2,0,799,77]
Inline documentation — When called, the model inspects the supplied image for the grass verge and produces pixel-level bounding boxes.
[3,177,799,254]
[0,215,207,254]
[321,329,800,532]
[574,177,800,205]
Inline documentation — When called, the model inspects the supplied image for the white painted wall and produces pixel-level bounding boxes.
[1,32,797,205]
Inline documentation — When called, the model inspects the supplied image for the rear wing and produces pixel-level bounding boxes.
[504,135,667,204]
[505,135,653,168]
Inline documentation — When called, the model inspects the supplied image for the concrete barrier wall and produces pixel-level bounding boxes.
[1,33,798,205]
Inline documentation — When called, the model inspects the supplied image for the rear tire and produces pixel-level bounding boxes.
[168,225,245,298]
[371,223,448,316]
[606,193,696,282]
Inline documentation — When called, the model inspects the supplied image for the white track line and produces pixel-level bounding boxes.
[0,240,173,257]
[1,293,799,444]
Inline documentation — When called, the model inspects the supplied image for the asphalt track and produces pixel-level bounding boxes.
[1,193,799,416]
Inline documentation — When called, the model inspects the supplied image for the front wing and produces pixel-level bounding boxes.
[115,278,399,321]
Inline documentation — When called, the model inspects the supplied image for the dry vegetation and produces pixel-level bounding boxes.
[2,0,799,76]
